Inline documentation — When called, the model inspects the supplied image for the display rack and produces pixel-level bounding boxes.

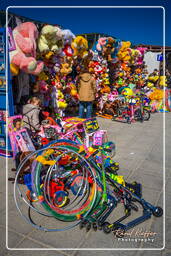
[0,28,14,157]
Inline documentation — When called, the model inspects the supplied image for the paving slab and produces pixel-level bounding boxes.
[0,113,168,252]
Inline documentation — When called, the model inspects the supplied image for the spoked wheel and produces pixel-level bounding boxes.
[102,222,112,234]
[142,109,151,121]
[79,220,88,229]
[134,109,143,122]
[153,206,163,217]
[86,222,91,232]
[53,191,69,208]
[92,222,98,231]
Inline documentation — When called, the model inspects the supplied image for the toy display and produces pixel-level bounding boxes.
[5,18,165,244]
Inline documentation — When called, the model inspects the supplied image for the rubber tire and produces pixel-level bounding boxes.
[142,109,150,121]
[102,222,112,234]
[92,222,98,231]
[153,206,163,217]
[134,109,143,122]
[86,223,91,232]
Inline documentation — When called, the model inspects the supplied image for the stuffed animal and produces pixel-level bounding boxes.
[159,76,167,87]
[149,88,164,101]
[121,87,133,96]
[62,29,75,56]
[38,71,49,81]
[148,75,159,83]
[71,36,88,58]
[96,37,107,52]
[10,22,44,75]
[136,47,147,65]
[38,25,64,54]
[60,62,72,76]
[51,85,67,112]
[102,37,116,61]
[57,90,68,109]
[130,49,140,65]
[100,85,111,94]
[38,80,49,94]
[117,41,131,63]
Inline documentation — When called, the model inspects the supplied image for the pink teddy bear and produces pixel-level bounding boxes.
[136,47,148,65]
[96,37,107,52]
[10,22,44,75]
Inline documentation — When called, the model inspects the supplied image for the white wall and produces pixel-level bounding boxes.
[144,51,161,74]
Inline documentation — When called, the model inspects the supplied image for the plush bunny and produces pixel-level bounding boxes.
[10,22,44,75]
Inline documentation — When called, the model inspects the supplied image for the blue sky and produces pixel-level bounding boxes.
[1,0,171,46]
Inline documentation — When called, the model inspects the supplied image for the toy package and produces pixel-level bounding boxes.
[8,115,35,156]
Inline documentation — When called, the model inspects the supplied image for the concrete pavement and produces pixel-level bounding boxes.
[0,113,171,256]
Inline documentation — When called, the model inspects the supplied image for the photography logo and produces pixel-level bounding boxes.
[113,228,157,243]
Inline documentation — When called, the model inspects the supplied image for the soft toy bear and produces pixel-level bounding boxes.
[117,41,131,63]
[96,37,107,52]
[130,49,140,65]
[159,76,167,87]
[136,47,147,65]
[60,63,72,76]
[38,25,64,54]
[10,22,44,75]
[102,37,116,61]
[38,71,49,81]
[62,29,75,57]
[71,36,88,58]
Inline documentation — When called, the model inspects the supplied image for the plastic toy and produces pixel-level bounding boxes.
[13,139,163,235]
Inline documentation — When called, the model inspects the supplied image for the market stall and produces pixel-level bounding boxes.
[5,13,164,238]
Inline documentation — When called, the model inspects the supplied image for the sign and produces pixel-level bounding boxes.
[157,54,163,62]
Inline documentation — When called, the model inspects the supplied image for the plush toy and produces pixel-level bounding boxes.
[117,41,131,63]
[51,85,67,112]
[149,88,164,101]
[100,85,111,94]
[38,25,64,54]
[102,37,116,61]
[136,47,147,65]
[108,89,119,101]
[159,76,167,87]
[121,63,131,72]
[121,87,133,96]
[60,62,72,76]
[62,29,75,57]
[38,80,49,94]
[57,90,68,109]
[10,22,44,75]
[51,79,63,89]
[38,71,49,81]
[71,36,88,58]
[96,37,107,52]
[10,63,19,76]
[148,75,159,83]
[130,49,140,65]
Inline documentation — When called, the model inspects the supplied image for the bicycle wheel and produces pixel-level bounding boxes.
[134,109,143,122]
[142,109,150,121]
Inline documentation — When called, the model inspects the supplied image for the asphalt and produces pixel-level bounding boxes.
[0,113,171,256]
